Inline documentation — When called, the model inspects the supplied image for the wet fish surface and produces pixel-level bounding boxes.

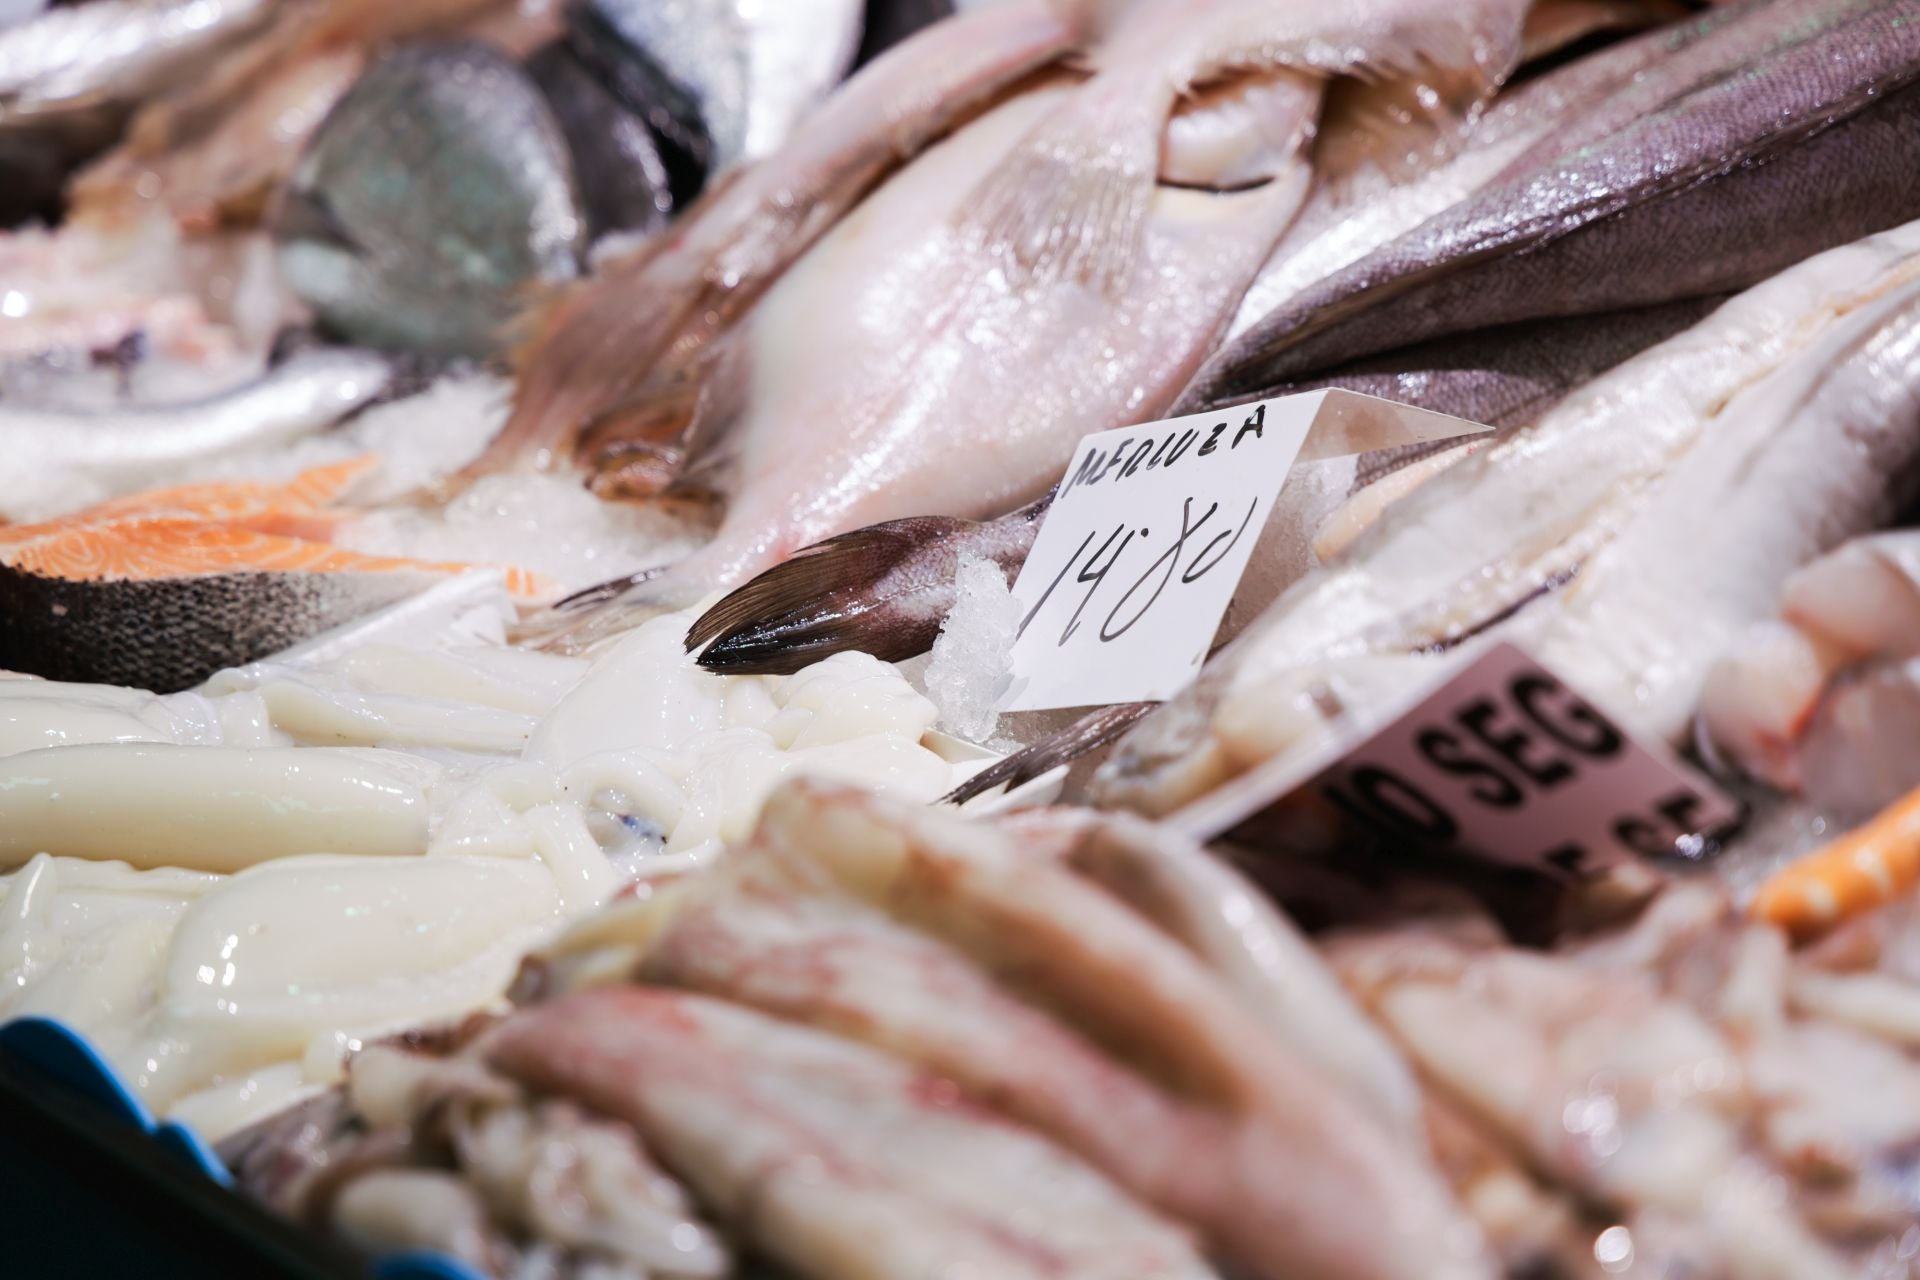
[1097,218,1920,817]
[0,347,396,521]
[565,0,864,193]
[276,42,585,359]
[1193,0,1920,411]
[525,40,673,243]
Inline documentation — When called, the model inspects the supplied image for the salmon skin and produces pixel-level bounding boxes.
[0,460,541,692]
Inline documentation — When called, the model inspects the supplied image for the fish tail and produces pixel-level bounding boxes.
[952,75,1163,295]
[1750,784,1920,940]
[944,702,1155,805]
[686,516,1014,676]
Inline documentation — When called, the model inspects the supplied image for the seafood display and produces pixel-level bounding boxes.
[7,1,1920,1278]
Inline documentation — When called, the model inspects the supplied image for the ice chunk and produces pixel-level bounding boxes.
[924,554,1020,743]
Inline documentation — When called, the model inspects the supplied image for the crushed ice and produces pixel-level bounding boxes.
[924,554,1021,743]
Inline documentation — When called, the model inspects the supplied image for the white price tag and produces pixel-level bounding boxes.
[1001,391,1491,712]
[1171,642,1742,879]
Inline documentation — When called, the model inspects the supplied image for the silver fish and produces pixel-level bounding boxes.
[567,0,864,184]
[0,0,272,124]
[1095,218,1920,817]
[276,42,584,360]
[0,347,396,522]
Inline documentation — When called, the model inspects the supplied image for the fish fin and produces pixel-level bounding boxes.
[686,518,981,675]
[944,702,1154,805]
[428,240,678,498]
[952,76,1162,294]
[510,563,680,654]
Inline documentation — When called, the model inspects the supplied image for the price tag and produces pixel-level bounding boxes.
[1170,641,1742,879]
[1000,391,1491,712]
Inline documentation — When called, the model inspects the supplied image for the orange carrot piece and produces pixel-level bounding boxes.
[1750,786,1920,941]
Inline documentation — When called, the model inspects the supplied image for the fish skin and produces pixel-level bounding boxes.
[569,0,864,182]
[0,0,273,124]
[444,0,1086,491]
[1224,1,1732,343]
[276,42,584,360]
[1194,0,1920,409]
[689,500,1049,673]
[737,295,1723,682]
[525,41,673,243]
[0,347,395,522]
[1095,220,1920,818]
[0,459,541,691]
[0,566,437,694]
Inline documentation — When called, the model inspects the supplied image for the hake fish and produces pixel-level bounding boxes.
[1095,219,1920,817]
[1191,0,1920,412]
[533,0,1543,652]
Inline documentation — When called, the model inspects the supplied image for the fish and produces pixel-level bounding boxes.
[524,41,673,245]
[565,0,864,189]
[530,0,1545,654]
[0,0,273,126]
[275,42,585,359]
[1190,0,1920,412]
[0,0,276,225]
[1095,218,1920,818]
[66,0,560,232]
[0,346,398,522]
[678,5,1692,678]
[0,459,542,692]
[441,0,1087,493]
[1225,0,1714,340]
[687,296,1724,681]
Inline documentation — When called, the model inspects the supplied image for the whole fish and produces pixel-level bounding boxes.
[441,1,1090,491]
[531,0,1544,654]
[680,9,1722,677]
[567,0,864,192]
[0,346,396,522]
[1191,0,1920,411]
[1095,219,1920,817]
[276,42,585,359]
[525,41,674,243]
